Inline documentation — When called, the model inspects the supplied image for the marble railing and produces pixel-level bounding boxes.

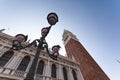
[0,66,62,80]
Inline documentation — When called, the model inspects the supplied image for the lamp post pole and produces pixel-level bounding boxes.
[11,12,60,80]
[24,27,51,80]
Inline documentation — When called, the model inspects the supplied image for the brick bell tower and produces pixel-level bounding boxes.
[62,30,110,80]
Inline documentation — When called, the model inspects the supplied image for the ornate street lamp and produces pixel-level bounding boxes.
[10,12,60,80]
[47,12,58,25]
[12,34,28,50]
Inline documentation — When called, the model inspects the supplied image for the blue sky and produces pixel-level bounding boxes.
[0,0,120,80]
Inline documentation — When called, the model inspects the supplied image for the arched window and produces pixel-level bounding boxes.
[0,50,14,67]
[63,67,68,80]
[17,56,30,71]
[72,70,77,80]
[36,60,44,75]
[51,64,56,78]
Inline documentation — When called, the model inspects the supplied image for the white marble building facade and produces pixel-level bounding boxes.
[0,32,84,80]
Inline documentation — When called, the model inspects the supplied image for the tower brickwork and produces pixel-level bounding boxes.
[62,30,110,80]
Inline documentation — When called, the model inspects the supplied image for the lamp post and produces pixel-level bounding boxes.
[11,12,60,80]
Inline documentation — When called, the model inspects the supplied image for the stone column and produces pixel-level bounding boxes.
[6,52,22,69]
[76,68,84,80]
[2,52,23,75]
[58,64,63,80]
[68,67,74,80]
[44,60,51,80]
[24,56,34,78]
[25,56,34,72]
[0,47,6,56]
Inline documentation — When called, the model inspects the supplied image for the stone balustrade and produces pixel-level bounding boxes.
[0,66,61,80]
